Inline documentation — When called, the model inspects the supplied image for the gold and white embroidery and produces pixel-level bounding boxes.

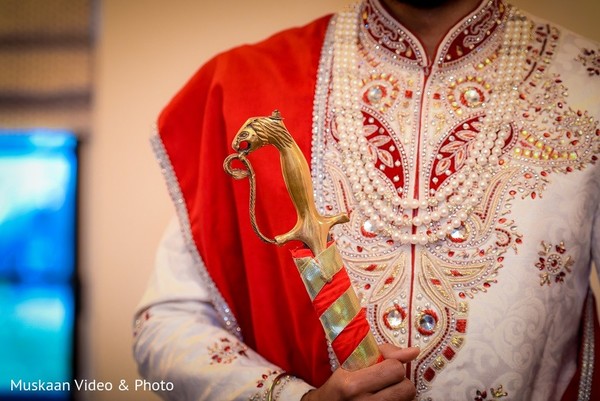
[312,0,600,397]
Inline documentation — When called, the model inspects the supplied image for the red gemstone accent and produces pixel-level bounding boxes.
[424,367,436,381]
[459,292,466,298]
[433,93,441,100]
[385,276,394,285]
[456,319,467,333]
[443,347,456,360]
[364,284,371,290]
[405,90,413,98]
[450,269,463,277]
[430,278,441,285]
[365,264,377,272]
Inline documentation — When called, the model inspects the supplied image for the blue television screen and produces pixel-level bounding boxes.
[0,130,78,400]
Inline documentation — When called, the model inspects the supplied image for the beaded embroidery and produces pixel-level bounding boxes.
[311,0,600,396]
[474,385,509,400]
[576,47,600,76]
[249,370,281,401]
[207,337,248,364]
[536,241,574,286]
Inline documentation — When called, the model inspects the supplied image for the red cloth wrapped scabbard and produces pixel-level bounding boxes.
[292,242,382,370]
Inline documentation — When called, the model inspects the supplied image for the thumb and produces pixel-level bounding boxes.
[378,343,420,363]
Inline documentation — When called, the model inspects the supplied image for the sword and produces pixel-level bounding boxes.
[223,110,381,370]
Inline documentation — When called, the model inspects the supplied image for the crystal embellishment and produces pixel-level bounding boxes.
[383,305,407,330]
[361,219,378,238]
[447,224,468,243]
[367,85,384,104]
[417,309,438,336]
[462,87,484,107]
[420,314,436,330]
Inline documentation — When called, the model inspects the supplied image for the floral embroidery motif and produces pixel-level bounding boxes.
[474,385,508,400]
[361,73,401,114]
[576,48,600,76]
[536,241,574,286]
[316,3,600,398]
[249,370,281,401]
[133,309,151,337]
[208,337,248,364]
[446,77,491,117]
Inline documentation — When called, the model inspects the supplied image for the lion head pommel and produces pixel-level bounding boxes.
[232,110,294,154]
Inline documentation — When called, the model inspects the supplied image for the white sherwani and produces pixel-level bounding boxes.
[134,0,600,400]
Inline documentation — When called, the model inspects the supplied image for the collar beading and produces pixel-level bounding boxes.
[361,0,508,67]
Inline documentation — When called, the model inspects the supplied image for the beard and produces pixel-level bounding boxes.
[387,0,457,9]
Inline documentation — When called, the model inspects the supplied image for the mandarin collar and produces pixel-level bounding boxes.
[361,0,508,68]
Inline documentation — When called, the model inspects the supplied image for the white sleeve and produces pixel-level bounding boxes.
[132,217,315,401]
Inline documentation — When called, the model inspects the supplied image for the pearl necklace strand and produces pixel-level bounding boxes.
[333,4,531,245]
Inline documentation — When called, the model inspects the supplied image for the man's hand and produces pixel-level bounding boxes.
[301,344,419,401]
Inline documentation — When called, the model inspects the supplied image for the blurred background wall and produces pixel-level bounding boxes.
[1,0,599,400]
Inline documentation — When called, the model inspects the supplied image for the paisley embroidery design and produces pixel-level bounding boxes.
[313,1,600,397]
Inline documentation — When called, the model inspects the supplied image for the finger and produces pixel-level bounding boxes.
[371,376,417,401]
[379,343,420,363]
[342,358,407,395]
